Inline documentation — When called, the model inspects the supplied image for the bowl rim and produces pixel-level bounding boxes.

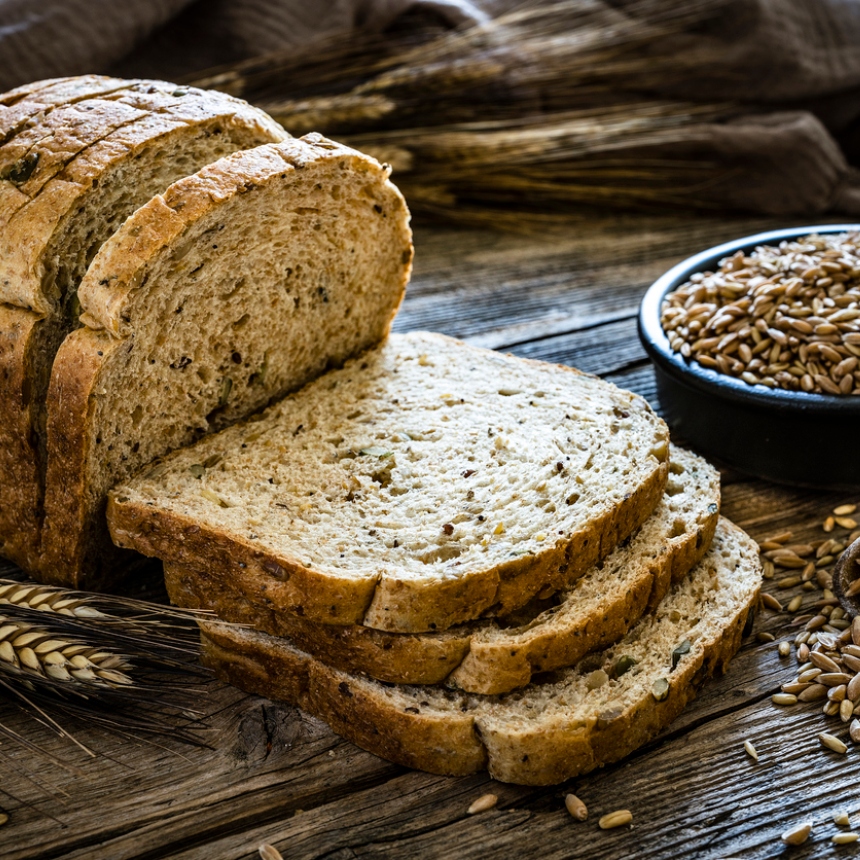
[638,223,860,415]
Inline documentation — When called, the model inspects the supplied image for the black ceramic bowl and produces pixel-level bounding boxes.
[638,224,860,490]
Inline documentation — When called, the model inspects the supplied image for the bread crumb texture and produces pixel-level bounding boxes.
[161,445,718,693]
[111,331,669,630]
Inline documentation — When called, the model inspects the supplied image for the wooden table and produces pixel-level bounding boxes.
[4,212,859,860]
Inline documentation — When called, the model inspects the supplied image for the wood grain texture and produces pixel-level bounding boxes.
[3,211,857,860]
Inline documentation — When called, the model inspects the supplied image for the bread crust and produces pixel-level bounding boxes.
[1,81,286,312]
[0,76,129,133]
[47,136,412,588]
[206,625,488,777]
[199,518,761,785]
[0,305,43,571]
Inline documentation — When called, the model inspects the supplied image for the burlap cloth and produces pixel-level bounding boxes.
[1,0,859,215]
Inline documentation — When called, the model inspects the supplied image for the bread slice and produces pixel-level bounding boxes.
[162,445,718,692]
[109,332,670,632]
[0,78,287,577]
[44,136,413,587]
[200,516,760,785]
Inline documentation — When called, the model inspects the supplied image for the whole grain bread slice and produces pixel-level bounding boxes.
[200,516,760,786]
[163,445,718,692]
[45,135,413,587]
[0,79,287,579]
[109,332,669,633]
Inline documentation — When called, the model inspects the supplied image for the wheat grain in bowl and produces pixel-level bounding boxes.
[659,231,860,395]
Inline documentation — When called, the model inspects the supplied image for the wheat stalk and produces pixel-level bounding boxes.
[0,574,216,763]
[186,0,744,226]
[0,616,132,687]
[0,580,108,619]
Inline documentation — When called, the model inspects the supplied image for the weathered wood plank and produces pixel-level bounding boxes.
[399,215,847,349]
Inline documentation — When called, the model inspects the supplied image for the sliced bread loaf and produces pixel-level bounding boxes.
[163,445,718,692]
[0,78,287,577]
[109,332,670,633]
[44,136,413,587]
[200,516,761,785]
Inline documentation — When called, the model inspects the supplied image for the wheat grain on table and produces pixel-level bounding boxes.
[2,211,857,860]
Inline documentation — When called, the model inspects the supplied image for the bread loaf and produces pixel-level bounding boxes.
[45,135,413,587]
[162,445,718,692]
[0,77,287,578]
[200,517,761,785]
[109,331,670,633]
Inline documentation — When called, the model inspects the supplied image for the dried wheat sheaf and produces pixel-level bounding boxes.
[188,0,739,225]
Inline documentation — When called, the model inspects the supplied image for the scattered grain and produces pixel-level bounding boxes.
[819,673,851,687]
[833,833,859,845]
[811,652,842,673]
[799,684,829,701]
[778,576,802,589]
[820,732,849,754]
[565,794,588,821]
[598,810,632,830]
[468,794,498,814]
[781,822,813,845]
[761,593,783,612]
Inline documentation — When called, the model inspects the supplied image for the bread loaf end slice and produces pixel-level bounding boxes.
[201,516,761,785]
[110,331,669,632]
[46,135,413,587]
[162,445,718,691]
